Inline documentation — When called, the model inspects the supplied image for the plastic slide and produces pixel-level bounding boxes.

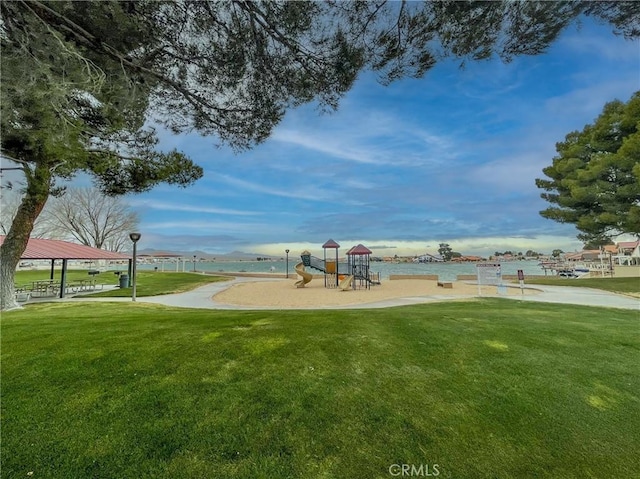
[294,262,313,288]
[338,275,354,291]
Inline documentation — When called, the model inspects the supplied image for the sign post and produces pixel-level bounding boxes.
[517,269,525,296]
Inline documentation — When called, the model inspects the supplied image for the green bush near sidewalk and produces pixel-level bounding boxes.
[2,300,638,478]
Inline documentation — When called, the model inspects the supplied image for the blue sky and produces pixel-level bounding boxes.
[34,19,640,257]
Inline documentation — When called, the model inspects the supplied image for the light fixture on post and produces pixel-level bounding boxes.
[193,255,197,272]
[285,249,290,278]
[129,232,141,302]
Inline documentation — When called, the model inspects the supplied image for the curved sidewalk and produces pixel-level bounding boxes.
[66,278,639,311]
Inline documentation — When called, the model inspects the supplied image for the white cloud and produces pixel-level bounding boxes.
[129,199,260,216]
[560,31,640,61]
[468,153,550,193]
[271,108,454,169]
[217,174,329,201]
[272,129,389,166]
[545,80,640,121]
[143,219,274,233]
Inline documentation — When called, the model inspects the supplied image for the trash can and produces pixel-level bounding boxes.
[119,274,129,288]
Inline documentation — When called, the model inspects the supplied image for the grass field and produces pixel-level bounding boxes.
[523,277,639,295]
[2,299,639,478]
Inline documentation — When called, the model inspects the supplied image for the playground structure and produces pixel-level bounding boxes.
[295,240,381,290]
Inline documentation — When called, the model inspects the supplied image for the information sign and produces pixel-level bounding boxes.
[476,263,502,296]
[477,263,502,285]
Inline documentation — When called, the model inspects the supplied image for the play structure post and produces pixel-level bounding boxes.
[322,239,340,288]
[346,244,372,290]
[323,247,327,287]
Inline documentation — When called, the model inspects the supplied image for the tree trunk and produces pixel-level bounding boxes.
[0,164,52,311]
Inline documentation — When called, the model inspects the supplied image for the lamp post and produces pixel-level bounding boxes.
[129,232,141,301]
[193,255,197,272]
[285,249,290,278]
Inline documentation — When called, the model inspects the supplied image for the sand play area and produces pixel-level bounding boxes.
[213,278,540,308]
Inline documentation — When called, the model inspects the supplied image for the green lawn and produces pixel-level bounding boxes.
[524,276,639,295]
[14,268,122,288]
[14,270,229,297]
[2,300,639,478]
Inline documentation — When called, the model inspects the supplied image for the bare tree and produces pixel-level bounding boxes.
[41,187,139,252]
[1,187,50,238]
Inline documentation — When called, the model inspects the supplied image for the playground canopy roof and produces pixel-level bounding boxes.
[346,244,372,255]
[0,236,130,260]
[322,239,340,249]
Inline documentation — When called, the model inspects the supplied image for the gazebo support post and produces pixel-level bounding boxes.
[59,259,68,298]
[50,259,55,280]
[336,247,339,287]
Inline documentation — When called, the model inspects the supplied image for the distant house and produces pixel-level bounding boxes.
[581,250,602,261]
[615,241,640,265]
[413,253,444,263]
[617,241,640,255]
[564,242,640,266]
[563,252,584,262]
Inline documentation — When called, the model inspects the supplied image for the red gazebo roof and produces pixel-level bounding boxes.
[0,236,130,260]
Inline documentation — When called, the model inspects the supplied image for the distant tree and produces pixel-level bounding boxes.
[40,187,139,252]
[450,251,462,259]
[582,237,615,250]
[438,243,453,261]
[0,191,48,238]
[552,249,564,258]
[536,91,640,245]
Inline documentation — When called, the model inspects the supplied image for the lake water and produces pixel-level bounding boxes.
[139,259,547,282]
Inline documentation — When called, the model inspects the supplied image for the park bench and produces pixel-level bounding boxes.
[437,281,453,289]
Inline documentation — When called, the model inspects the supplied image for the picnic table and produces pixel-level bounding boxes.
[66,278,101,293]
[30,279,60,297]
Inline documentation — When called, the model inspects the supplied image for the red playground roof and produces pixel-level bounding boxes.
[322,239,340,249]
[347,244,372,255]
[0,236,130,260]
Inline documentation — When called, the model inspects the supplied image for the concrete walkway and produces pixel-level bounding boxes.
[63,277,640,311]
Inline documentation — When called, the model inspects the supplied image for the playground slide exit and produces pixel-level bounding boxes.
[338,275,354,291]
[294,262,313,288]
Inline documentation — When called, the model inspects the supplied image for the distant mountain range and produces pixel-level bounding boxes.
[138,248,281,260]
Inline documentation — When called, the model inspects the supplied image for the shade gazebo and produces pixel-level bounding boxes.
[1,236,131,298]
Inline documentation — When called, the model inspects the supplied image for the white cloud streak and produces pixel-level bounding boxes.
[128,199,260,216]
